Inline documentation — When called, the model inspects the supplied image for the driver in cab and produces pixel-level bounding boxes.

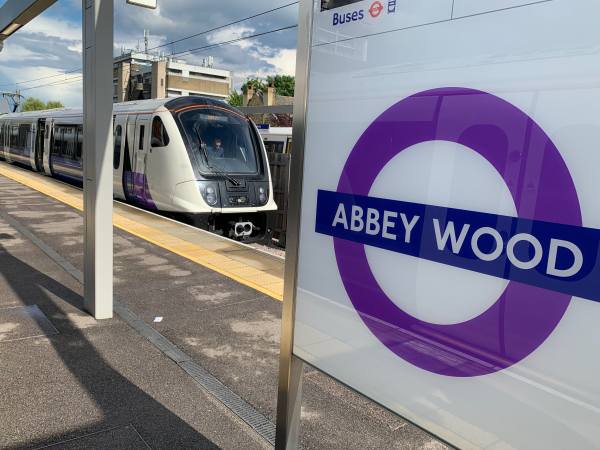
[208,137,225,159]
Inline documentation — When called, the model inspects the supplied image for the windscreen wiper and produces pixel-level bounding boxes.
[193,127,240,186]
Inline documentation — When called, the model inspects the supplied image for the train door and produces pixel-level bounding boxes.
[43,120,53,175]
[35,119,45,172]
[0,123,5,159]
[133,115,151,206]
[113,115,126,200]
[28,122,36,169]
[5,121,13,163]
[122,116,136,202]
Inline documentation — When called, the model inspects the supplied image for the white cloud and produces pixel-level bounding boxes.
[263,48,296,75]
[0,0,299,105]
[0,44,49,62]
[22,15,81,42]
[206,25,256,50]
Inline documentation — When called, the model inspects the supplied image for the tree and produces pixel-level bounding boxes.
[45,101,64,110]
[22,97,46,112]
[266,75,295,97]
[240,76,295,98]
[241,78,266,94]
[21,98,64,111]
[228,90,243,107]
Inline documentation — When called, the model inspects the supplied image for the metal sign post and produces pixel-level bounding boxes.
[275,0,314,448]
[276,0,600,448]
[83,0,114,319]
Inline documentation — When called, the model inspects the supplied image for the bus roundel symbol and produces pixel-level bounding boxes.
[333,87,582,377]
[369,1,384,18]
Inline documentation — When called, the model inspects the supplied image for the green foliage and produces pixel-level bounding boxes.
[241,78,266,95]
[240,75,295,98]
[45,101,64,110]
[266,75,295,97]
[22,98,64,112]
[227,90,243,107]
[22,97,46,112]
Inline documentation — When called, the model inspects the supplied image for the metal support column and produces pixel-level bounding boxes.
[275,0,314,448]
[83,0,114,320]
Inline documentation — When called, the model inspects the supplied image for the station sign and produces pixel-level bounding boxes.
[291,0,600,448]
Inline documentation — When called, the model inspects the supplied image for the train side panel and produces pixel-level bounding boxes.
[146,111,203,213]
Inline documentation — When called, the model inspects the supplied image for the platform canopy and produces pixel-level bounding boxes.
[0,0,57,50]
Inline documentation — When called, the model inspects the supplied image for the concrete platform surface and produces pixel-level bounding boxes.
[0,171,448,450]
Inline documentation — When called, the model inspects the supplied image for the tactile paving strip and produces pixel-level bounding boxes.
[0,163,284,301]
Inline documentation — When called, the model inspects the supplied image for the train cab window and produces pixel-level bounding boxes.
[114,125,122,169]
[178,108,259,175]
[138,125,145,150]
[151,117,169,148]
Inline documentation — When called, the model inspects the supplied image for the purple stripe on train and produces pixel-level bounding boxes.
[124,171,157,210]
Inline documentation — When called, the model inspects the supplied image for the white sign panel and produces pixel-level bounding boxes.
[294,0,600,448]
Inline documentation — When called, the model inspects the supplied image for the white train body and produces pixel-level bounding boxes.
[258,126,293,154]
[0,97,277,238]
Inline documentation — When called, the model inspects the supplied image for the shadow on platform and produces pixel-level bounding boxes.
[0,244,220,449]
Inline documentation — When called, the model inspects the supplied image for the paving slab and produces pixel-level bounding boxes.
[0,305,59,342]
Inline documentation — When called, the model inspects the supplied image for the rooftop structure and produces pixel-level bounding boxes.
[113,45,232,103]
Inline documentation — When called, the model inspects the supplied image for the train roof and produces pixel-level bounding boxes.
[0,96,243,121]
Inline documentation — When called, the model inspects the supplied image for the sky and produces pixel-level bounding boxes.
[0,0,298,108]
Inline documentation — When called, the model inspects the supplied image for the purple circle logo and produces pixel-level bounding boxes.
[334,87,582,377]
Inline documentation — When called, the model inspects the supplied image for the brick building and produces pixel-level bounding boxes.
[113,51,232,103]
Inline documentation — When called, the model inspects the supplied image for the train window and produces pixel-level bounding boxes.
[123,132,132,172]
[114,125,122,169]
[138,125,145,150]
[18,124,30,150]
[64,127,76,159]
[263,141,284,154]
[52,127,64,156]
[76,126,83,160]
[178,108,259,175]
[10,126,18,149]
[151,117,169,148]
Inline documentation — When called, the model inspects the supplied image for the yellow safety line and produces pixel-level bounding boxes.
[0,164,284,301]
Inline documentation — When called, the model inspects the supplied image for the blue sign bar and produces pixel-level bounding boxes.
[315,190,600,302]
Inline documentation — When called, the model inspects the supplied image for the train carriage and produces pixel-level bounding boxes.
[0,96,277,239]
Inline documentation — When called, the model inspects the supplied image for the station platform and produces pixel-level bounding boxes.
[0,162,446,450]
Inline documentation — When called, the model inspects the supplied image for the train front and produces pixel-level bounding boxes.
[168,97,277,240]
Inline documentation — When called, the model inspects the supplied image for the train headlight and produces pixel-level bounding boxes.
[258,186,268,205]
[200,183,219,207]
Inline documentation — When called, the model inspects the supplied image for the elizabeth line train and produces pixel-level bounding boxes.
[0,96,277,239]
